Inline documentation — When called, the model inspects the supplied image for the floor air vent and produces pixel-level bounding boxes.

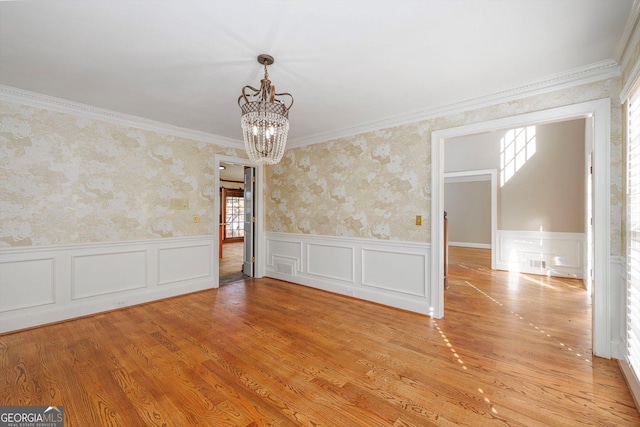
[276,263,294,276]
[529,260,546,269]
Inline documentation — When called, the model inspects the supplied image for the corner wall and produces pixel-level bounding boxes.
[0,91,245,332]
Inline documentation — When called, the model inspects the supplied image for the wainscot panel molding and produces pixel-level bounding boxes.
[157,244,212,285]
[0,257,55,312]
[0,236,216,333]
[612,256,626,360]
[496,230,585,278]
[265,232,430,314]
[71,250,148,300]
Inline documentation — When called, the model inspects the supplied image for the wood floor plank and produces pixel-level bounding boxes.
[1,246,639,425]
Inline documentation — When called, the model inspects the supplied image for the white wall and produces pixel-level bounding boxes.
[444,179,492,247]
[445,131,500,172]
[445,119,586,234]
[443,119,587,278]
[500,120,585,233]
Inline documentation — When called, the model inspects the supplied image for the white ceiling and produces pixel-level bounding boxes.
[0,1,633,145]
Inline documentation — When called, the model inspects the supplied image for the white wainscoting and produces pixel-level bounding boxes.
[611,256,626,360]
[612,255,640,407]
[265,232,431,314]
[0,236,216,333]
[496,230,585,278]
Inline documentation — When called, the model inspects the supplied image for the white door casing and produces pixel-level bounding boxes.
[214,154,265,286]
[431,98,611,358]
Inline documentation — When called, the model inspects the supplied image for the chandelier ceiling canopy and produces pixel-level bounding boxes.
[238,54,294,165]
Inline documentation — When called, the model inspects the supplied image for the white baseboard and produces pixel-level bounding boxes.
[449,241,491,249]
[619,360,640,410]
[0,236,216,333]
[265,232,431,315]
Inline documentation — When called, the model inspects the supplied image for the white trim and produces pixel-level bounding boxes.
[213,154,265,283]
[0,235,209,255]
[620,56,640,102]
[449,242,491,249]
[289,61,619,148]
[0,84,243,148]
[620,359,640,411]
[431,98,611,359]
[619,2,640,102]
[266,231,429,250]
[0,61,620,153]
[444,174,491,183]
[444,169,497,269]
[614,0,640,64]
[584,117,595,294]
[611,255,626,360]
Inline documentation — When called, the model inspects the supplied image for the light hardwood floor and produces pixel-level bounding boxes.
[1,247,638,425]
[219,241,244,277]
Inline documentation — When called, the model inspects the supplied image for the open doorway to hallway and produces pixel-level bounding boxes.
[432,100,613,355]
[443,119,590,282]
[219,161,254,284]
[442,119,592,313]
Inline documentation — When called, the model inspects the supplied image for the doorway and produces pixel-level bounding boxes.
[431,99,611,358]
[215,154,262,286]
[443,169,497,270]
[219,162,248,283]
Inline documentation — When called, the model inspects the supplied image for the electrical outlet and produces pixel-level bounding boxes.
[416,215,422,226]
[115,300,127,308]
[193,214,200,223]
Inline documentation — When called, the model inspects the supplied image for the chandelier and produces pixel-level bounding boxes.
[238,54,294,165]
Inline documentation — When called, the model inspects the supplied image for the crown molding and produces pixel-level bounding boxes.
[287,59,621,148]
[0,84,243,148]
[615,0,640,65]
[621,53,640,102]
[0,58,620,152]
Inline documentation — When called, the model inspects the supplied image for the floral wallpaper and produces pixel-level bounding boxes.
[266,125,429,242]
[0,100,242,247]
[0,76,625,256]
[266,78,624,255]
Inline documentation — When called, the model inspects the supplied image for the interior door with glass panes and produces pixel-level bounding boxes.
[242,167,255,277]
